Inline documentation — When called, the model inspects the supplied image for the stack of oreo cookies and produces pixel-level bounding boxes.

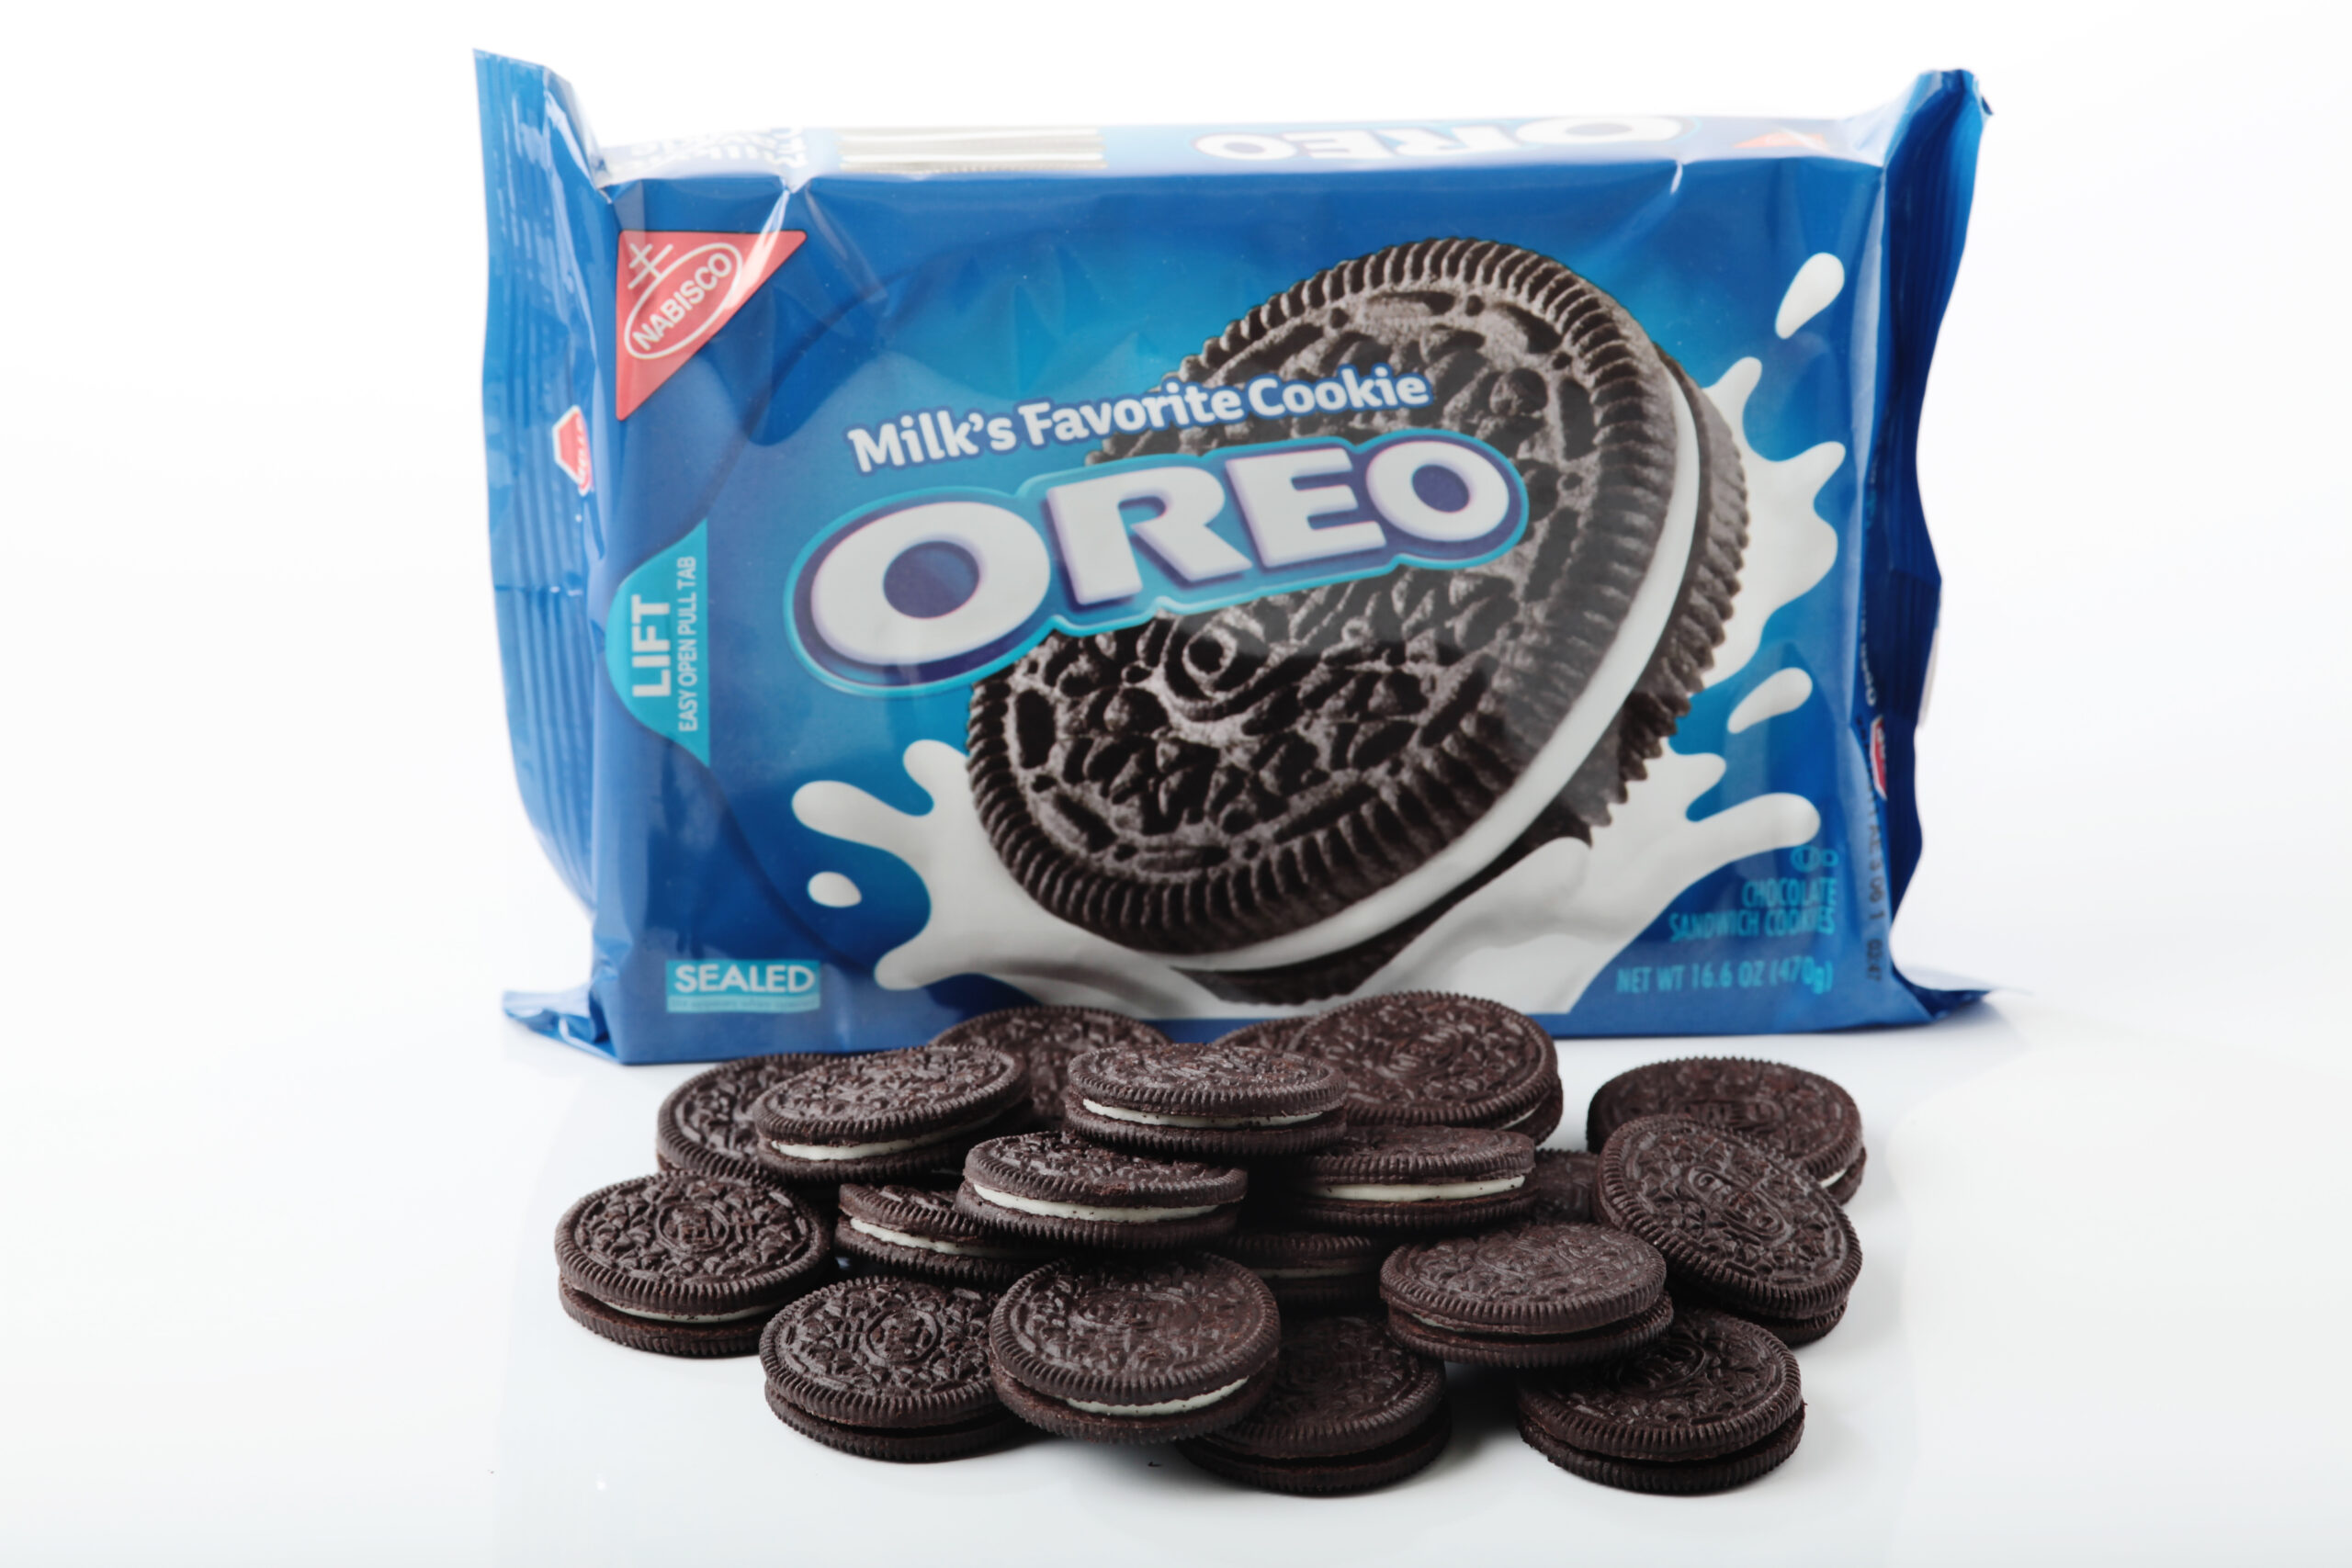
[554,1005,1868,1497]
[544,237,1871,1494]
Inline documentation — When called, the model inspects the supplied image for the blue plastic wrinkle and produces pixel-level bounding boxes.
[476,52,1988,1063]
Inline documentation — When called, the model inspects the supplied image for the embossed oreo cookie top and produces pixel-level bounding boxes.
[655,1054,832,1184]
[928,1007,1170,1127]
[1517,1305,1802,1462]
[751,1044,1023,1150]
[1200,1313,1444,1461]
[990,1253,1280,1405]
[555,1173,831,1316]
[968,239,1694,963]
[1381,1223,1666,1336]
[963,1131,1248,1209]
[760,1276,1001,1429]
[1289,993,1557,1129]
[1598,1114,1860,1319]
[1066,1039,1350,1159]
[1525,1149,1600,1224]
[1214,1018,1306,1054]
[1587,1058,1862,1184]
[1069,1041,1345,1122]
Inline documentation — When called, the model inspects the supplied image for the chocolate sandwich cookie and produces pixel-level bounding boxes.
[1598,1115,1861,1329]
[1280,1124,1536,1234]
[1670,1284,1849,1348]
[834,1181,1054,1289]
[1824,1145,1867,1205]
[1213,1017,1307,1053]
[760,1276,1023,1461]
[1380,1222,1671,1368]
[554,1173,831,1357]
[1587,1056,1866,1202]
[1290,993,1560,1134]
[655,1053,835,1188]
[1177,1314,1450,1495]
[1210,1225,1390,1313]
[1524,1149,1600,1224]
[1062,1039,1347,1159]
[750,1043,1026,1184]
[957,1130,1246,1249]
[927,1007,1171,1129]
[1517,1306,1804,1494]
[989,1254,1280,1443]
[968,238,1748,1004]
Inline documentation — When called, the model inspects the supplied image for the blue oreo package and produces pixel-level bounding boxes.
[475,53,1987,1062]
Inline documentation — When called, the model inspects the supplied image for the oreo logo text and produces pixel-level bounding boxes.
[789,434,1527,694]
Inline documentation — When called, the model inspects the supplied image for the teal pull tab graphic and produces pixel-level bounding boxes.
[605,521,710,763]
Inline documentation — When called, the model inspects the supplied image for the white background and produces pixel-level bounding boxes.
[3,2,2348,1562]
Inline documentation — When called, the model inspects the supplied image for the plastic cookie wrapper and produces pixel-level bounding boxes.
[477,52,1987,1063]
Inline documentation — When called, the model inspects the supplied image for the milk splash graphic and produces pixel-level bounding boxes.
[793,260,1847,1018]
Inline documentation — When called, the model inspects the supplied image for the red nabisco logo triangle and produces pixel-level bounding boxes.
[614,229,806,419]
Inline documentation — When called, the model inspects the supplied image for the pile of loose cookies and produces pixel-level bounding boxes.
[553,994,1863,1495]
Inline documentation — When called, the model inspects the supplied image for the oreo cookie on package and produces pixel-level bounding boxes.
[479,57,1987,1064]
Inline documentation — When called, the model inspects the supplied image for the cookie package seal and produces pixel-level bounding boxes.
[476,51,1988,1063]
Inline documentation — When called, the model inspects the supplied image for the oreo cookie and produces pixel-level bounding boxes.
[1213,1017,1307,1053]
[1380,1222,1671,1368]
[1062,1038,1347,1159]
[553,1173,831,1357]
[989,1254,1280,1443]
[1209,1225,1390,1313]
[1177,1314,1450,1495]
[750,1044,1026,1184]
[1676,1289,1849,1349]
[928,1007,1170,1129]
[760,1276,1023,1461]
[1279,1124,1535,1234]
[1523,1149,1599,1224]
[1587,1057,1865,1203]
[967,239,1748,1003]
[957,1130,1246,1249]
[654,1054,834,1188]
[834,1180,1053,1289]
[1289,993,1560,1134]
[1516,1305,1804,1494]
[1598,1114,1861,1331]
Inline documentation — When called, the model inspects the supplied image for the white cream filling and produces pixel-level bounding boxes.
[598,1297,775,1324]
[1493,1102,1542,1130]
[1307,1175,1527,1203]
[1818,1166,1850,1189]
[1149,377,1703,972]
[1080,1099,1324,1131]
[1062,1377,1249,1417]
[767,1111,990,1163]
[969,1182,1220,1224]
[846,1215,1030,1259]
